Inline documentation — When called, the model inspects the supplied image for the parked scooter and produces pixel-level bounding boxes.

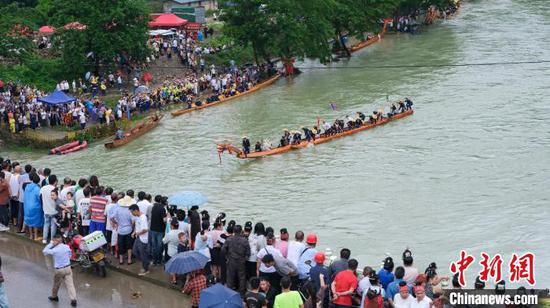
[67,232,108,277]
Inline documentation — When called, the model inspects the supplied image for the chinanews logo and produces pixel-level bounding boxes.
[444,289,548,307]
[442,251,550,307]
[450,250,536,287]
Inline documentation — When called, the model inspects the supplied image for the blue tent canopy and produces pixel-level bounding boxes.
[38,90,76,105]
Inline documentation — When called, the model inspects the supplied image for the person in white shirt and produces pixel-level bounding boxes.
[77,188,91,235]
[78,112,86,130]
[163,218,181,284]
[40,175,58,244]
[73,178,87,206]
[105,193,118,254]
[136,192,152,225]
[402,249,419,286]
[8,165,21,227]
[256,233,284,287]
[357,266,374,295]
[393,285,415,308]
[286,231,305,267]
[410,286,432,308]
[130,204,150,276]
[360,272,386,308]
[59,178,74,203]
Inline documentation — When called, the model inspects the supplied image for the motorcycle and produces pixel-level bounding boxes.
[68,233,108,277]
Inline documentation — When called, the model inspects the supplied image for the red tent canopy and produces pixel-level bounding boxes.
[39,25,56,34]
[148,13,187,28]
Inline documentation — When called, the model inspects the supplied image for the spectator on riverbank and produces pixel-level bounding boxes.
[23,172,43,241]
[0,172,10,227]
[130,204,150,276]
[0,255,9,308]
[183,270,207,308]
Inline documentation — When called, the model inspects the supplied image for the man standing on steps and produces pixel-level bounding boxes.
[42,234,77,307]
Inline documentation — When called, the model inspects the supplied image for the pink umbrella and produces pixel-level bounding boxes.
[38,26,56,34]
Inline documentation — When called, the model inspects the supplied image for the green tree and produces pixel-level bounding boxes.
[220,0,334,64]
[46,0,151,77]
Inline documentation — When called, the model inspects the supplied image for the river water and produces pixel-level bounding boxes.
[3,0,550,286]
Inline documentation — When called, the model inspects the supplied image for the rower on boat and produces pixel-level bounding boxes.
[398,100,406,113]
[115,128,125,140]
[390,102,398,115]
[254,141,262,152]
[242,136,251,154]
[405,98,414,110]
[370,111,378,124]
[279,129,291,147]
[291,131,302,145]
[335,119,345,133]
[322,121,332,136]
[357,112,366,122]
[311,126,319,140]
[302,127,314,142]
[354,116,363,127]
[346,115,355,130]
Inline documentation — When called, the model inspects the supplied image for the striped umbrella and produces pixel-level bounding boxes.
[164,251,208,274]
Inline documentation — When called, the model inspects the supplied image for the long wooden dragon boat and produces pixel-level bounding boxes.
[104,114,163,149]
[171,74,280,117]
[217,109,414,159]
[349,19,392,53]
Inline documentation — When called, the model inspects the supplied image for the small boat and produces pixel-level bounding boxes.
[171,74,280,117]
[59,141,88,155]
[218,109,414,159]
[349,19,391,53]
[50,141,80,154]
[104,114,163,149]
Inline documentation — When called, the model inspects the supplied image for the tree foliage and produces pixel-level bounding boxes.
[41,0,151,77]
[220,0,456,64]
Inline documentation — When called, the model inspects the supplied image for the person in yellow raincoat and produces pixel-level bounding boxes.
[9,116,16,133]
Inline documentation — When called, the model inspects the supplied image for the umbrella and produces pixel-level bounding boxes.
[199,284,243,308]
[164,251,209,274]
[135,85,150,94]
[168,191,208,209]
[142,72,153,82]
[38,26,55,34]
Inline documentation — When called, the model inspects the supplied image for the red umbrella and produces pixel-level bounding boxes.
[142,72,153,82]
[39,26,56,34]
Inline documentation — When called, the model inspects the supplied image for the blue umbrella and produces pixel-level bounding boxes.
[168,191,208,209]
[199,284,243,308]
[135,85,150,94]
[164,251,209,274]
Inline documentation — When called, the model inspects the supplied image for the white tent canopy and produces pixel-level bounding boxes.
[148,29,175,36]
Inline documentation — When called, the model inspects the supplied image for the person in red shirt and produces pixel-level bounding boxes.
[331,259,359,308]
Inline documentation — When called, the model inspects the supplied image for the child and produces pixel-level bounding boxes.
[64,192,75,222]
[51,189,70,236]
[177,232,189,253]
